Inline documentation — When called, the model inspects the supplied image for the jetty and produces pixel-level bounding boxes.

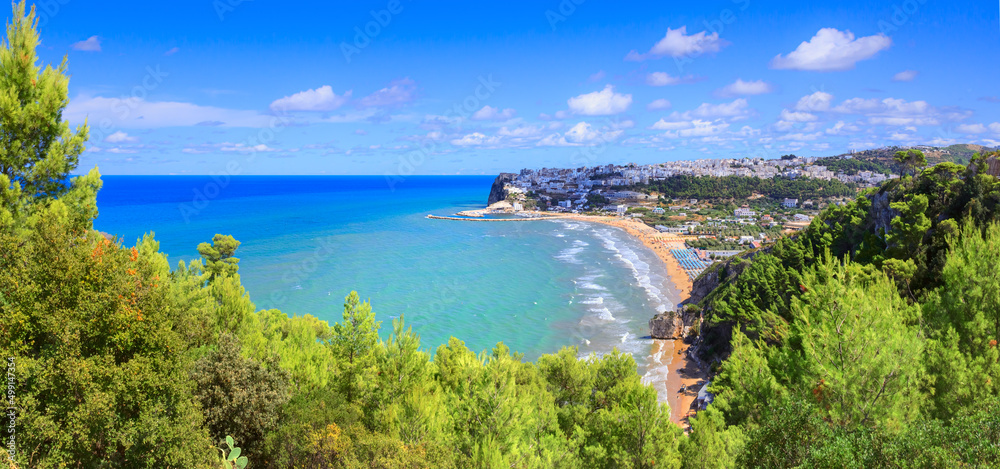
[426,214,569,221]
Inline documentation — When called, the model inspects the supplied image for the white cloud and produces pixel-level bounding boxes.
[831,97,949,126]
[825,120,860,135]
[645,72,698,86]
[104,131,137,143]
[625,26,729,61]
[357,78,416,108]
[650,119,692,131]
[892,70,919,82]
[956,123,988,134]
[270,85,351,112]
[164,47,180,56]
[670,98,751,121]
[779,109,818,122]
[497,125,544,138]
[778,132,823,141]
[566,85,632,116]
[537,122,623,146]
[647,99,672,111]
[795,91,834,111]
[71,36,101,52]
[990,123,1000,134]
[471,105,516,121]
[66,95,277,128]
[715,79,774,97]
[770,28,891,72]
[105,147,137,154]
[660,120,730,138]
[450,132,502,147]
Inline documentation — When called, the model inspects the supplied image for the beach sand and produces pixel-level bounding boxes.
[559,214,709,429]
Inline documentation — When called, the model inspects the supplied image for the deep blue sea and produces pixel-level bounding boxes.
[95,176,681,393]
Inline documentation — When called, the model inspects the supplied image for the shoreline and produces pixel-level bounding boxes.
[432,210,710,429]
[554,214,709,429]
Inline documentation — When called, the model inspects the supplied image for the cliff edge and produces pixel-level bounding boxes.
[487,173,517,205]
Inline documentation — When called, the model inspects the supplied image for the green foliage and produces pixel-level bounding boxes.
[192,333,291,459]
[894,149,928,177]
[622,175,857,201]
[0,1,88,201]
[198,234,241,282]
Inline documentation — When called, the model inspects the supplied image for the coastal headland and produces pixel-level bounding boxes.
[428,209,709,429]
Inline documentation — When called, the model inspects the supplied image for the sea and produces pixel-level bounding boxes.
[95,176,682,396]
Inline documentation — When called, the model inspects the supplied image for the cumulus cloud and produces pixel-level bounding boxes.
[659,119,730,138]
[71,36,101,52]
[270,85,352,112]
[892,70,919,82]
[779,109,818,122]
[955,123,988,134]
[66,95,276,128]
[646,72,681,86]
[357,78,416,108]
[770,28,891,72]
[715,79,774,97]
[625,26,729,61]
[471,105,516,121]
[668,98,752,121]
[795,91,834,111]
[566,85,632,116]
[104,131,138,143]
[450,132,502,147]
[537,122,623,146]
[647,99,672,111]
[825,120,860,135]
[831,97,952,126]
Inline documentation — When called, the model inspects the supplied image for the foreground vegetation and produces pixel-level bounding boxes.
[1,2,998,467]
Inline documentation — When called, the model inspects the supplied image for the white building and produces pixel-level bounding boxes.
[558,200,572,208]
[616,204,627,215]
[793,213,812,222]
[652,207,666,215]
[734,208,757,218]
[512,202,523,211]
[782,198,798,208]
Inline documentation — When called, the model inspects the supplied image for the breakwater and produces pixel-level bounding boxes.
[426,214,568,221]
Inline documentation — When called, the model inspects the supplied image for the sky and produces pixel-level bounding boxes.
[21,0,1000,175]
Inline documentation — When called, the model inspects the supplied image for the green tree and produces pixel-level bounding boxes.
[894,149,928,178]
[788,255,924,429]
[198,234,241,282]
[329,291,381,404]
[192,333,291,461]
[922,220,1000,418]
[0,1,88,201]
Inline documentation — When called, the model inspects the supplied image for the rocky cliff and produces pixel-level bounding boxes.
[487,173,517,205]
[649,308,698,339]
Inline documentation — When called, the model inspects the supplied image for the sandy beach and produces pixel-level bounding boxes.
[559,214,709,429]
[458,210,711,429]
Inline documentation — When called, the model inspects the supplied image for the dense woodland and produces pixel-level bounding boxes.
[1,3,999,467]
[618,175,857,201]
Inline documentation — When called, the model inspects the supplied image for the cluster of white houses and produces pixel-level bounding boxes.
[508,156,896,211]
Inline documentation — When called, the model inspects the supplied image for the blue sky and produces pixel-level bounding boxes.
[23,0,1000,175]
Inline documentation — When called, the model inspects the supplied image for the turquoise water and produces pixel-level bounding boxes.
[95,176,681,392]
